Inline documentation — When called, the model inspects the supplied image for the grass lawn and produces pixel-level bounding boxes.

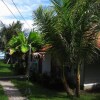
[0,60,13,77]
[0,60,100,100]
[0,85,8,100]
[12,80,100,100]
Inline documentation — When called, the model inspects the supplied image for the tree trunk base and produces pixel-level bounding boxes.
[62,78,74,96]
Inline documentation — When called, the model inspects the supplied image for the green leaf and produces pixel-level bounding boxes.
[21,44,29,53]
[28,32,40,43]
[31,47,36,52]
[19,32,26,43]
[9,48,15,55]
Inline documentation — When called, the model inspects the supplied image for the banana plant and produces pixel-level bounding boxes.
[8,31,43,54]
[7,31,43,75]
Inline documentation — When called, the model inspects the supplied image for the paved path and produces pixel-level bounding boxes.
[0,75,27,80]
[0,80,27,100]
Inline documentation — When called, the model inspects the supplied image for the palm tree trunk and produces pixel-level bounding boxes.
[62,76,74,96]
[75,62,80,97]
[10,55,13,67]
[26,45,31,78]
[62,65,74,96]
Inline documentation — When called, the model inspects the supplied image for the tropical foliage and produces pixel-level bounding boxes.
[34,0,100,97]
[0,21,22,50]
[8,31,43,54]
[7,31,43,75]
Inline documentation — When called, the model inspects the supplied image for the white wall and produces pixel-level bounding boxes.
[42,53,51,75]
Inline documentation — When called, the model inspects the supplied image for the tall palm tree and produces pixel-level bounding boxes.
[33,0,100,97]
[34,4,74,96]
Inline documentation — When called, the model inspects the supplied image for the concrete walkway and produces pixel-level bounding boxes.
[0,75,27,80]
[0,80,27,100]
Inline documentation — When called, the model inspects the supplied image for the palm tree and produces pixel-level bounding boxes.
[34,4,74,96]
[0,21,22,49]
[33,0,100,97]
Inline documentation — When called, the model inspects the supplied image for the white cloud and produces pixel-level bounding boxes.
[0,0,18,17]
[21,20,33,30]
[0,0,50,30]
[0,17,33,30]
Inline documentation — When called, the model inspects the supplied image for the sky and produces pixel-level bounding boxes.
[0,0,51,30]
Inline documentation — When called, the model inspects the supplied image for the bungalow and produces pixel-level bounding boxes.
[31,45,100,90]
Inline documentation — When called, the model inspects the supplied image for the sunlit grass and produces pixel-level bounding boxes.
[0,60,13,77]
[0,85,8,100]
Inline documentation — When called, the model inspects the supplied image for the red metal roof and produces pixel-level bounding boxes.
[39,44,52,52]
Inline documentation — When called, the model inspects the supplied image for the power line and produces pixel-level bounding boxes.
[1,0,18,20]
[11,0,32,29]
[0,21,5,28]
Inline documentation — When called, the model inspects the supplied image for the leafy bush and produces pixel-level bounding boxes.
[13,62,26,75]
